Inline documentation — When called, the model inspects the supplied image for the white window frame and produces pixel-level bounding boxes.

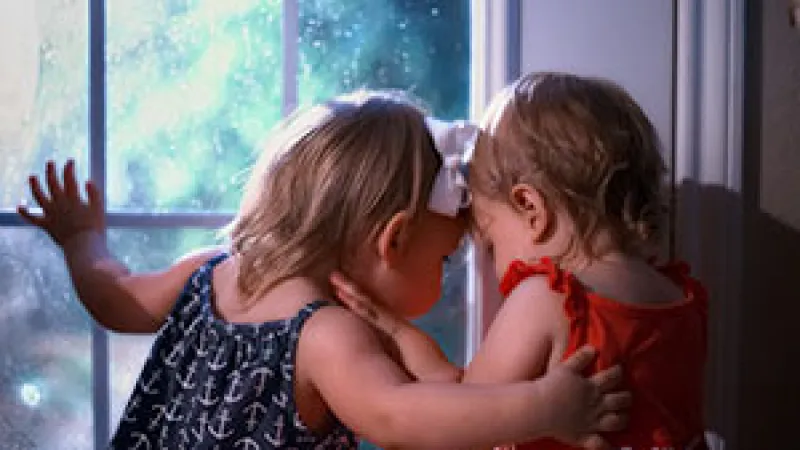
[675,1,745,448]
[467,0,520,359]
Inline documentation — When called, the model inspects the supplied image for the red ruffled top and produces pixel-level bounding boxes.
[499,258,708,450]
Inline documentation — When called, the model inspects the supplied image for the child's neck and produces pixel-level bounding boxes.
[214,259,335,323]
[546,228,633,274]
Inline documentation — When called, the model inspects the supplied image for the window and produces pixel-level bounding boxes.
[0,0,471,448]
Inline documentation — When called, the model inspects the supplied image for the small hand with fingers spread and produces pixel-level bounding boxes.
[541,346,631,450]
[17,159,105,247]
[330,271,462,383]
[330,271,406,338]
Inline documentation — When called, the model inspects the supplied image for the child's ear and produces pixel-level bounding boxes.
[509,183,550,243]
[376,211,411,265]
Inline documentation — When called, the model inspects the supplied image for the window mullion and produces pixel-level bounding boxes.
[466,0,519,362]
[89,0,110,447]
[105,212,235,228]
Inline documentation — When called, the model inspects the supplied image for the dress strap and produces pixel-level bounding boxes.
[498,258,590,356]
[204,252,229,269]
[499,257,571,297]
[295,299,335,323]
[657,261,708,312]
[656,260,709,345]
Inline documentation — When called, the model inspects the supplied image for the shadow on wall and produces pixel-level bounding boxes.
[675,178,800,449]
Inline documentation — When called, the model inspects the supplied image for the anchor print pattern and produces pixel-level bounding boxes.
[111,254,356,449]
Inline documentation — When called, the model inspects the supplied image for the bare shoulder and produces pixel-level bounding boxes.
[506,274,565,309]
[465,274,564,383]
[490,274,565,340]
[173,245,227,270]
[300,305,385,354]
[158,245,228,281]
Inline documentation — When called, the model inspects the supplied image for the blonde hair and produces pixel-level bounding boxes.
[226,91,440,303]
[471,72,667,259]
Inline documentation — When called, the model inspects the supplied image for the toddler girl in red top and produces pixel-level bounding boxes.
[464,72,708,450]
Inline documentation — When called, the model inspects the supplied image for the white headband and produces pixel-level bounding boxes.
[425,117,478,217]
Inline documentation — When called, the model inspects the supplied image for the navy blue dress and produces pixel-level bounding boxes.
[111,254,357,449]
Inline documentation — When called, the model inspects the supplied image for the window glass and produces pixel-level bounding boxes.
[106,0,283,212]
[0,0,88,210]
[0,0,91,447]
[0,228,93,449]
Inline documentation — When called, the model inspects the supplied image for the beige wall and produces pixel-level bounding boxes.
[739,0,800,447]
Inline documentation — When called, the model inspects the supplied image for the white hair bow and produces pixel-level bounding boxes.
[425,117,479,217]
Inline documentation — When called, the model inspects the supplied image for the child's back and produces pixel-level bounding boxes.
[499,256,707,449]
[466,72,708,449]
[113,253,357,448]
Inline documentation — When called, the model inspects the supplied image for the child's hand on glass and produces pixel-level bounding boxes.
[17,159,105,247]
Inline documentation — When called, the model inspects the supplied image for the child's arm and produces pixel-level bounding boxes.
[18,160,220,333]
[330,271,462,382]
[300,307,628,450]
[463,276,562,383]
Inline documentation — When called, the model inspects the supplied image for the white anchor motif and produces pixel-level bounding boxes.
[177,359,198,390]
[281,362,294,381]
[263,343,274,360]
[178,428,191,450]
[272,391,288,409]
[190,411,210,442]
[164,340,186,368]
[198,377,219,407]
[147,404,167,431]
[140,368,161,395]
[293,411,306,429]
[225,370,246,404]
[122,395,142,423]
[207,408,235,440]
[250,366,274,396]
[208,344,228,371]
[184,313,203,335]
[196,328,215,357]
[165,393,185,422]
[129,431,152,450]
[182,293,201,314]
[264,414,285,447]
[243,401,267,432]
[235,338,254,362]
[234,437,262,450]
[158,423,169,445]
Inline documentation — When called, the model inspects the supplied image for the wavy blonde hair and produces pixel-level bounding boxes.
[225,91,440,303]
[471,72,667,259]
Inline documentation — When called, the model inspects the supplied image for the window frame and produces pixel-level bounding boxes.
[0,0,520,446]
